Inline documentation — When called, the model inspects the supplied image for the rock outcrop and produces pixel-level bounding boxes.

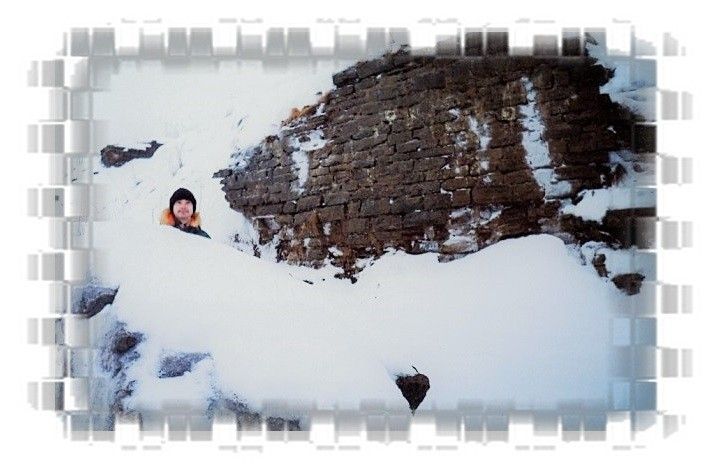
[218,48,654,278]
[395,368,430,414]
[72,284,118,317]
[100,140,163,168]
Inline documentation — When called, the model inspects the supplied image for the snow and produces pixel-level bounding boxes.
[533,168,573,199]
[519,77,570,200]
[519,78,552,170]
[442,233,478,252]
[92,224,624,412]
[328,246,344,257]
[585,42,656,120]
[609,149,654,187]
[562,187,656,222]
[287,129,328,191]
[290,150,310,188]
[579,241,655,279]
[450,208,470,219]
[467,115,491,151]
[476,207,503,225]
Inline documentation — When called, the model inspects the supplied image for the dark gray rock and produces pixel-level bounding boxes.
[100,140,162,168]
[158,352,211,378]
[395,369,430,414]
[72,283,118,317]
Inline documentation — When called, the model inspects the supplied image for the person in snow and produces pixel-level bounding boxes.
[160,188,211,239]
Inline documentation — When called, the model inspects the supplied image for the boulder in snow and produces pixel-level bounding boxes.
[395,369,430,414]
[158,352,211,378]
[612,273,645,296]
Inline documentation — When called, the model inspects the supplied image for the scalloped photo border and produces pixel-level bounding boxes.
[24,19,693,451]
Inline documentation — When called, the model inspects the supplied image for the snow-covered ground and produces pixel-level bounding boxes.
[92,222,623,412]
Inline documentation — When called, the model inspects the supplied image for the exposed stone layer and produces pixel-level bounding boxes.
[218,50,653,276]
[101,140,163,168]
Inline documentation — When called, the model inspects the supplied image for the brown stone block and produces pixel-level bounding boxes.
[318,205,345,222]
[360,199,382,217]
[390,196,423,214]
[390,160,414,175]
[323,191,351,206]
[310,165,330,176]
[346,217,367,234]
[352,168,372,181]
[374,215,403,230]
[346,200,362,218]
[408,181,441,196]
[351,128,375,140]
[472,184,512,204]
[339,180,359,192]
[254,204,283,216]
[370,145,395,158]
[266,193,286,205]
[541,119,575,138]
[355,74,378,90]
[424,169,443,181]
[502,169,533,185]
[282,201,298,214]
[397,139,423,153]
[402,209,447,228]
[488,122,522,148]
[351,135,385,152]
[553,69,570,87]
[357,185,377,197]
[423,193,452,210]
[451,189,472,207]
[350,156,376,169]
[388,130,413,146]
[511,182,544,201]
[415,156,447,172]
[402,172,426,184]
[373,231,400,244]
[555,165,603,181]
[297,195,322,212]
[547,138,568,155]
[333,170,352,182]
[410,71,446,92]
[531,64,555,89]
[376,184,403,198]
[441,177,474,191]
[293,211,315,225]
[312,174,332,186]
[347,233,372,247]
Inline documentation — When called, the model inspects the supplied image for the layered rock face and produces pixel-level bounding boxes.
[218,49,653,277]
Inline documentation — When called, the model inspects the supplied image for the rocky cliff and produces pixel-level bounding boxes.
[217,48,654,280]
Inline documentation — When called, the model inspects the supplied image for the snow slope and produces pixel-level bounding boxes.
[91,59,355,255]
[93,222,624,412]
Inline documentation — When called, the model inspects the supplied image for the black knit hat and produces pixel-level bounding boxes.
[169,188,197,214]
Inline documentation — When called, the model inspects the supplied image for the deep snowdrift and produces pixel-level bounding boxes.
[92,221,626,413]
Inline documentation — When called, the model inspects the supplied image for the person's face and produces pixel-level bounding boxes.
[173,199,194,223]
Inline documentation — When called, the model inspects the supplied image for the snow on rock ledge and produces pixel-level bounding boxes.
[92,221,626,414]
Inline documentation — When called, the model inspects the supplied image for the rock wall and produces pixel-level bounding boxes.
[217,49,653,277]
